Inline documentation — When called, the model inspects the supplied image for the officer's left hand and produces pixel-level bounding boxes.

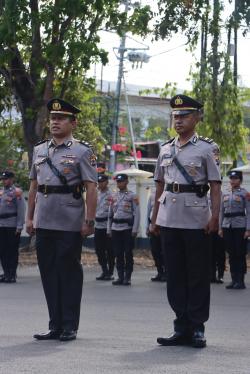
[81,223,94,238]
[244,230,250,239]
[205,217,219,234]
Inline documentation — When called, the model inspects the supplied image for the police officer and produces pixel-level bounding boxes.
[94,174,114,281]
[26,98,97,341]
[146,187,167,282]
[107,173,140,286]
[0,171,25,283]
[151,94,221,348]
[219,170,250,289]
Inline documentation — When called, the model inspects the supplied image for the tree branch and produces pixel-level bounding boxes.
[29,0,43,84]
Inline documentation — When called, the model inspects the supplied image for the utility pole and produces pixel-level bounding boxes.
[109,0,129,173]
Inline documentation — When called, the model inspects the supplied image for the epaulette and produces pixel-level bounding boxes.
[198,135,213,144]
[161,137,175,147]
[34,139,48,147]
[77,140,92,148]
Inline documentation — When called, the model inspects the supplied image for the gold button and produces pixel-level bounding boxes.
[172,198,176,203]
[194,201,198,205]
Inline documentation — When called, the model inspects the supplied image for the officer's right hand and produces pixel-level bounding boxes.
[26,219,35,236]
[149,223,160,236]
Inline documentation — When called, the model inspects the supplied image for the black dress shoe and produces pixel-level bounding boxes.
[59,330,77,342]
[4,276,16,283]
[151,274,162,282]
[112,278,124,285]
[157,332,191,346]
[123,278,131,286]
[216,277,224,284]
[191,331,206,348]
[104,274,114,281]
[33,330,61,340]
[96,273,107,280]
[0,274,6,283]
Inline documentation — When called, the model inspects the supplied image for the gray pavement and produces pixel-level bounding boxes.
[0,266,250,374]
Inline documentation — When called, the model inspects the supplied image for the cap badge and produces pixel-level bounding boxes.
[52,101,61,110]
[175,96,183,106]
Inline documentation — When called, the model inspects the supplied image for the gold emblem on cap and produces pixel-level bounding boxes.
[52,101,61,110]
[175,96,183,106]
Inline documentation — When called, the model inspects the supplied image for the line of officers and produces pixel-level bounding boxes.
[1,168,248,291]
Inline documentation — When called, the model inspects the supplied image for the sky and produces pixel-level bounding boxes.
[88,1,250,92]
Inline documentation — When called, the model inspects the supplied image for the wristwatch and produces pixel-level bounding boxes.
[85,219,95,227]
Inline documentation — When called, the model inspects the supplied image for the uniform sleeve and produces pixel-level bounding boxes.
[16,190,26,229]
[206,143,221,182]
[29,148,37,180]
[146,196,152,230]
[154,153,164,183]
[107,196,114,234]
[219,192,225,229]
[79,147,98,183]
[132,195,140,233]
[244,192,250,230]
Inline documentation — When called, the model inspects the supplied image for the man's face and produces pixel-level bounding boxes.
[98,180,108,191]
[116,180,128,190]
[49,113,76,138]
[230,177,241,189]
[2,178,13,188]
[173,112,199,136]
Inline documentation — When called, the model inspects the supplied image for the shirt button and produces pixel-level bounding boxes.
[46,177,50,181]
[194,201,198,205]
[172,198,176,203]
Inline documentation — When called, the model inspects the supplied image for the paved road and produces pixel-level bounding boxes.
[0,266,250,374]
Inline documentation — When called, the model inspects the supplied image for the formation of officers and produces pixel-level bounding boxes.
[0,94,249,349]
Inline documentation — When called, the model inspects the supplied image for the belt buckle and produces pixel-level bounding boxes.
[172,182,180,193]
[44,184,48,198]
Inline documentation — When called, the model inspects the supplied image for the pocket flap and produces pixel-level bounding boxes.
[184,195,208,207]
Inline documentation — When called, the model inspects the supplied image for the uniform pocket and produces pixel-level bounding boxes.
[60,195,83,207]
[184,195,208,207]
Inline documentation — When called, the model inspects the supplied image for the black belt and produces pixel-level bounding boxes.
[38,184,82,199]
[113,218,134,225]
[0,213,17,219]
[95,217,108,222]
[224,212,245,218]
[165,183,209,197]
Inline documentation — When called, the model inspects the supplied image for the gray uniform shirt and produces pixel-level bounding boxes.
[154,134,221,229]
[220,187,250,230]
[107,190,140,234]
[29,137,97,231]
[95,189,112,229]
[0,185,26,229]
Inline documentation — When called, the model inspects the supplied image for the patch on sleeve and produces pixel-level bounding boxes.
[212,147,220,166]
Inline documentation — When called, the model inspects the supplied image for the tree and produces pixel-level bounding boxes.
[0,0,152,165]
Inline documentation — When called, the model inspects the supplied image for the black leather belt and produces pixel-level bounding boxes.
[38,184,79,194]
[95,217,108,222]
[0,213,17,219]
[165,183,209,196]
[113,218,134,225]
[224,212,245,218]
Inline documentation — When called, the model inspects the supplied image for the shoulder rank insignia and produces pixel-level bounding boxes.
[78,140,92,148]
[34,139,49,147]
[198,136,213,144]
[161,137,175,147]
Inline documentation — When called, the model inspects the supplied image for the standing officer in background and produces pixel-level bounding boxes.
[26,98,97,342]
[219,170,250,289]
[0,171,25,283]
[151,95,221,348]
[146,187,166,282]
[94,174,114,281]
[107,173,140,286]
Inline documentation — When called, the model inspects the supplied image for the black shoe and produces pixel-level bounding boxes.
[33,330,61,340]
[226,281,236,289]
[191,331,206,348]
[216,277,224,284]
[151,274,162,282]
[104,274,114,281]
[59,330,77,342]
[160,274,167,282]
[0,274,6,283]
[123,278,131,286]
[233,282,246,289]
[4,276,16,283]
[96,273,107,281]
[112,278,123,285]
[157,332,191,346]
[210,277,217,284]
